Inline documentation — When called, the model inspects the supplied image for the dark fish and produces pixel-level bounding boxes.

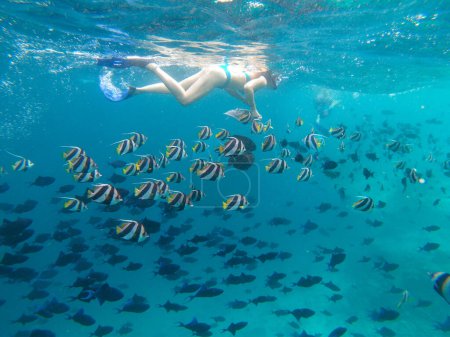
[269,217,291,226]
[31,176,55,187]
[23,288,49,300]
[156,262,180,276]
[29,329,56,337]
[179,318,211,336]
[0,181,10,194]
[377,327,396,337]
[12,313,38,325]
[96,283,124,305]
[363,168,374,179]
[329,294,343,302]
[302,220,318,234]
[118,294,150,313]
[1,253,28,265]
[257,252,278,263]
[224,273,256,285]
[20,243,43,254]
[366,153,379,161]
[46,297,70,314]
[422,225,440,232]
[419,242,440,252]
[123,262,143,271]
[228,300,248,309]
[109,173,127,184]
[189,286,223,300]
[54,251,81,267]
[91,325,114,337]
[328,327,347,337]
[159,300,187,312]
[228,152,255,170]
[317,202,332,213]
[322,281,340,292]
[370,307,400,322]
[8,267,39,282]
[109,159,127,168]
[377,200,386,208]
[69,308,96,326]
[221,322,248,335]
[106,254,128,266]
[117,322,133,335]
[57,184,75,193]
[290,308,315,321]
[14,199,38,213]
[322,160,338,170]
[250,295,277,305]
[294,275,322,287]
[328,252,346,271]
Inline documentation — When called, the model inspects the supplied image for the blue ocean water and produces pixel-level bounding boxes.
[0,1,450,337]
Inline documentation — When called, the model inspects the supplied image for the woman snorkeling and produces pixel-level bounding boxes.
[97,56,278,120]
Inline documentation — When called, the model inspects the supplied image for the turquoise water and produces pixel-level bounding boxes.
[1,1,450,337]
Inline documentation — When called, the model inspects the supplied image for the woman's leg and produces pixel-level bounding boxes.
[146,64,224,106]
[135,69,207,94]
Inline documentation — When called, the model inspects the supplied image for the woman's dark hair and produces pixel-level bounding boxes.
[259,69,278,89]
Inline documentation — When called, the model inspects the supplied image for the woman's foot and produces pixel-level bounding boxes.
[251,110,262,120]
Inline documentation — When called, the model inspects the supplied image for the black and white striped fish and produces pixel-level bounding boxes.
[303,131,325,151]
[251,120,264,134]
[9,152,34,172]
[87,184,122,205]
[329,127,346,139]
[166,172,185,183]
[297,167,312,182]
[190,159,207,173]
[262,134,276,152]
[197,162,225,181]
[115,138,138,155]
[134,180,159,200]
[352,196,374,212]
[155,179,169,198]
[280,148,291,158]
[303,154,314,167]
[349,131,362,142]
[218,137,246,157]
[215,128,230,140]
[223,194,249,211]
[167,191,192,210]
[188,187,205,202]
[265,158,288,174]
[116,219,149,243]
[61,146,86,161]
[136,155,159,173]
[386,140,401,152]
[122,163,139,176]
[166,146,187,161]
[168,139,186,148]
[127,132,147,147]
[73,170,102,183]
[193,141,209,153]
[67,155,97,173]
[198,126,212,140]
[61,197,87,212]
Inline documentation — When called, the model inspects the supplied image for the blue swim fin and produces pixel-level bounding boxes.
[101,85,136,102]
[97,57,132,68]
[97,57,151,68]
